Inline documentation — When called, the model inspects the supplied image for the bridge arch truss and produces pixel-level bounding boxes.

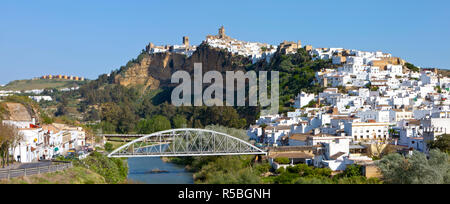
[107,128,267,158]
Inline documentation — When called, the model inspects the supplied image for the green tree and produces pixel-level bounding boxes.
[104,142,114,152]
[340,164,363,177]
[76,152,128,184]
[137,115,172,134]
[428,134,450,153]
[41,112,54,124]
[99,121,116,134]
[377,150,450,184]
[274,157,291,164]
[405,62,420,72]
[172,114,187,128]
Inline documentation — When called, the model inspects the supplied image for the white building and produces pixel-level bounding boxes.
[294,92,315,108]
[357,110,390,123]
[29,96,53,102]
[345,122,390,141]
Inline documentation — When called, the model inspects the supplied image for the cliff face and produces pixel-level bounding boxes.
[114,44,252,90]
[2,102,33,121]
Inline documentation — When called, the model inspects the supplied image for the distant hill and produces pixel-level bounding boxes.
[438,69,450,77]
[0,79,88,91]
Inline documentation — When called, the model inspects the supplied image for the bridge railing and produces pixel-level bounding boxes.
[108,128,267,158]
[0,162,73,180]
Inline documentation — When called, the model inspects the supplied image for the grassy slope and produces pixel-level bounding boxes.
[0,167,106,184]
[1,79,87,91]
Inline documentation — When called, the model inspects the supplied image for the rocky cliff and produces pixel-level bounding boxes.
[114,43,253,90]
[2,102,33,121]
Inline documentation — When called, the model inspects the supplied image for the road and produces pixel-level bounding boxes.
[0,160,52,170]
[15,160,52,169]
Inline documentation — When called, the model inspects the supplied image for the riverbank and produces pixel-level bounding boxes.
[0,166,107,184]
[1,151,129,184]
[74,152,128,184]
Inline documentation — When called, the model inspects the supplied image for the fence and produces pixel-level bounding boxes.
[0,162,73,180]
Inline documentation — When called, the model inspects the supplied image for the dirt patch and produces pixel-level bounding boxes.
[3,102,32,121]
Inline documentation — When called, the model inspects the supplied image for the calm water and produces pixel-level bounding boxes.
[127,157,194,184]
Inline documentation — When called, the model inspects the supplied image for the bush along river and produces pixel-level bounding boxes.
[126,144,194,184]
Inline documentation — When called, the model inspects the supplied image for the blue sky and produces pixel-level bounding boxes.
[1,0,449,84]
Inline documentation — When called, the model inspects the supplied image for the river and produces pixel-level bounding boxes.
[125,143,195,184]
[127,158,194,184]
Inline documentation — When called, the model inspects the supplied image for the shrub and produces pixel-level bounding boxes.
[254,162,272,174]
[377,150,450,184]
[274,157,291,164]
[340,164,363,178]
[76,151,128,184]
[274,172,299,184]
[104,142,114,152]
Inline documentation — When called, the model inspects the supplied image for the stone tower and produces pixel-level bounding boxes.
[219,26,226,38]
[183,36,190,47]
[145,42,155,52]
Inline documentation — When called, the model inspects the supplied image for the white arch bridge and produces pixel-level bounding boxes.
[107,129,267,158]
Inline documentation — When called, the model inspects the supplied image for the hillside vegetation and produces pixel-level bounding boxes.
[0,167,107,184]
[1,79,87,91]
[51,47,336,134]
[1,152,129,184]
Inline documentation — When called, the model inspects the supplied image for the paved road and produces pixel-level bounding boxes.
[0,160,52,170]
[16,160,52,169]
[0,161,72,179]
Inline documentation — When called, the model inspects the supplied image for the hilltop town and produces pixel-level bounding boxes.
[145,26,279,64]
[1,26,449,182]
[247,44,449,172]
[97,27,450,175]
[138,27,450,173]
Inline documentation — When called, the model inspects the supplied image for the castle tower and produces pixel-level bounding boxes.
[145,42,155,52]
[219,26,226,38]
[183,36,190,47]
